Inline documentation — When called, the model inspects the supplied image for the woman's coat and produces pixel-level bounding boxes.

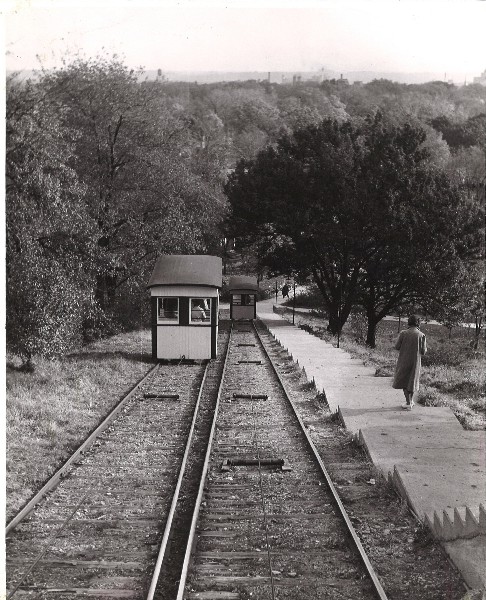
[392,327,427,392]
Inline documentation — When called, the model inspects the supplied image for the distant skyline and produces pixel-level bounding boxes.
[3,0,486,84]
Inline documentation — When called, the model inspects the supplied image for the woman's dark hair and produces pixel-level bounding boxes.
[408,314,421,327]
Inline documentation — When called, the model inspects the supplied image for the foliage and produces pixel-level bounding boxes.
[226,114,484,347]
[37,56,228,315]
[431,113,486,150]
[6,75,94,363]
[6,63,486,361]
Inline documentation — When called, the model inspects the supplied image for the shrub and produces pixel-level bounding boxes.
[422,341,465,367]
[282,285,324,309]
[6,251,90,364]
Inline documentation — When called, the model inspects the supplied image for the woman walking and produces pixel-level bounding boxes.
[392,315,427,410]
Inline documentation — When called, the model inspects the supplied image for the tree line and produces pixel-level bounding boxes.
[6,55,485,365]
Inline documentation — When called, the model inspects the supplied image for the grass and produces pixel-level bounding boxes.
[6,329,153,521]
[277,305,485,430]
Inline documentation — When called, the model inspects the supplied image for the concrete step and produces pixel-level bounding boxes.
[425,505,486,541]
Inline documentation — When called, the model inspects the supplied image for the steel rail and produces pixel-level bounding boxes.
[145,360,210,600]
[253,320,389,600]
[6,363,159,535]
[175,323,234,600]
[7,486,94,599]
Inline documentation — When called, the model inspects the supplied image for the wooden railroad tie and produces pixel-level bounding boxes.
[221,457,291,472]
[237,343,256,347]
[232,393,268,401]
[238,360,262,364]
[143,393,180,400]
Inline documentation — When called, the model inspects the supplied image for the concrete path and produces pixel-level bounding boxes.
[257,299,486,589]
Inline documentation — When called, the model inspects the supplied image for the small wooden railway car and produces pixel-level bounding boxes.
[228,276,259,320]
[148,255,222,360]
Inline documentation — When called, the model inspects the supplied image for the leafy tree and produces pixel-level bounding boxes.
[226,114,483,346]
[6,76,95,364]
[427,263,485,342]
[38,56,227,322]
[358,163,481,345]
[431,113,486,150]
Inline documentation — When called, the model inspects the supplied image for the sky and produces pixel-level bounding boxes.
[2,0,486,82]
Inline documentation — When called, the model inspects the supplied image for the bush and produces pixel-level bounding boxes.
[281,285,324,308]
[422,341,466,367]
[108,287,150,334]
[6,251,90,363]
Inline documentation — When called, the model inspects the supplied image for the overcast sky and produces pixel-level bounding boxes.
[3,0,486,82]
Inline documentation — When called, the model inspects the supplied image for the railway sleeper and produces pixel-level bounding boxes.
[143,393,180,400]
[221,458,291,472]
[232,393,268,400]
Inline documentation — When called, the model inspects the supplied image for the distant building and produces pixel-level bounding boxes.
[473,69,486,86]
[321,74,350,89]
[337,74,349,87]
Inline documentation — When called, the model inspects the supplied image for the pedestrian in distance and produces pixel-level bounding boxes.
[392,315,427,410]
[282,283,290,299]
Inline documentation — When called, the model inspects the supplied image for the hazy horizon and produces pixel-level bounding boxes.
[6,68,478,88]
[3,0,485,86]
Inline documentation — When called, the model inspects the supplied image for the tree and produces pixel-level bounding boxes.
[430,113,486,150]
[427,263,485,344]
[38,55,227,324]
[357,149,482,346]
[6,75,96,364]
[226,114,484,346]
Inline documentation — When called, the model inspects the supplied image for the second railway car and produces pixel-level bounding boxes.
[228,275,259,320]
[148,255,222,360]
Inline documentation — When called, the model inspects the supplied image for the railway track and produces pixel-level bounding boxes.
[6,319,389,599]
[6,322,231,599]
[175,320,387,600]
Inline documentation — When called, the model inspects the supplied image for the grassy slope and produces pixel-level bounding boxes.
[279,305,485,430]
[6,329,153,520]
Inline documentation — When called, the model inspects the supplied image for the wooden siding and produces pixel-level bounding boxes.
[156,326,212,360]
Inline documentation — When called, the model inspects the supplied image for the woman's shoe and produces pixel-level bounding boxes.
[402,403,412,411]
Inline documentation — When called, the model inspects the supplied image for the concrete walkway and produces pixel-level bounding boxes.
[256,299,486,589]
